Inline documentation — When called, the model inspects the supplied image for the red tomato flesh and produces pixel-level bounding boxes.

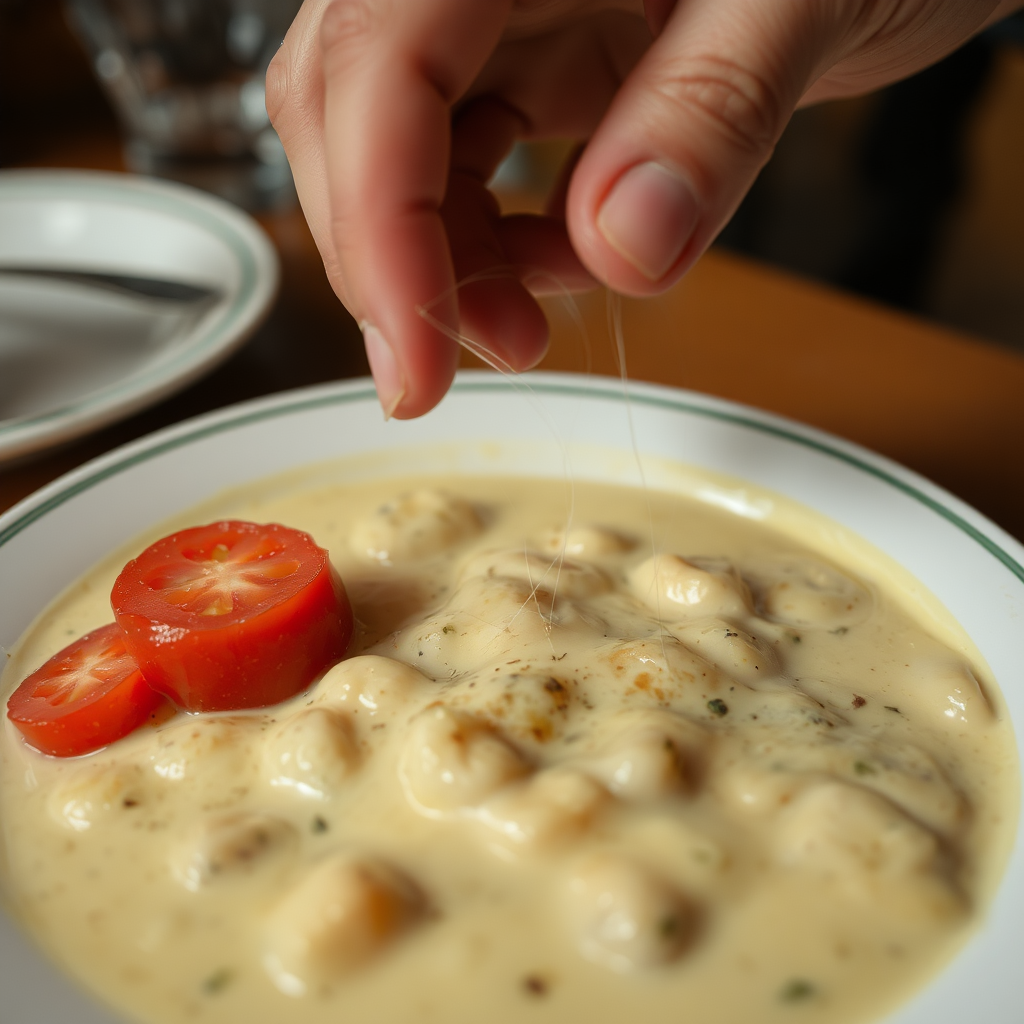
[111,520,352,712]
[7,622,168,757]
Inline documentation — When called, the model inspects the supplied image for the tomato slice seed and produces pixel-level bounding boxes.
[112,521,353,712]
[7,623,169,757]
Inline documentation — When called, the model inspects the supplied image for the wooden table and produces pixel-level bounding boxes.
[535,252,1024,544]
[4,194,1024,545]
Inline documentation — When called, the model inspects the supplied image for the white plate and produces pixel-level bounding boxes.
[0,169,279,464]
[0,372,1021,1024]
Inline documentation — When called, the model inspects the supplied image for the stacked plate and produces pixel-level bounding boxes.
[0,169,278,464]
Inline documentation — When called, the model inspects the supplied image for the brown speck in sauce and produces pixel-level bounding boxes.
[522,974,549,997]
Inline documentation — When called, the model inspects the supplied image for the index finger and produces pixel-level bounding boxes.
[320,0,512,418]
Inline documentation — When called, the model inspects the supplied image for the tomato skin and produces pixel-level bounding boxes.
[111,521,353,712]
[6,623,168,757]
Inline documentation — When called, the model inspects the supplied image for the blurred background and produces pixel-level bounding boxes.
[2,0,1023,352]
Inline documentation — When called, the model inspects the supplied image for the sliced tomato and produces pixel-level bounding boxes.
[7,622,169,757]
[111,520,353,712]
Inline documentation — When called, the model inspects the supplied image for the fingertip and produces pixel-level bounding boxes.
[458,277,550,372]
[362,303,461,421]
[383,335,461,420]
[567,162,701,297]
[362,322,406,420]
[596,161,699,282]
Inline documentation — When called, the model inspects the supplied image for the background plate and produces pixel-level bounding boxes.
[0,372,1021,1023]
[0,169,279,464]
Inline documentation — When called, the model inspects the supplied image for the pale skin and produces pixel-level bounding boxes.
[267,0,1024,419]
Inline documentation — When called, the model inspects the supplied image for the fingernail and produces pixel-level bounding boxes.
[361,322,405,420]
[597,162,698,281]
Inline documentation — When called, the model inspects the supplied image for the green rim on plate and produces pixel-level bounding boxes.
[3,376,1022,588]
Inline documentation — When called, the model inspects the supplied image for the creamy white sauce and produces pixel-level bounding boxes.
[0,472,1017,1024]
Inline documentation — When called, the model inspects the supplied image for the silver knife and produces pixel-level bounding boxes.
[0,266,220,303]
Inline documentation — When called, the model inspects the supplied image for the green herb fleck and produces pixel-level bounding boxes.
[442,625,454,634]
[780,979,816,1002]
[790,633,803,644]
[202,968,233,995]
[830,626,849,636]
[312,815,329,834]
[853,760,876,776]
[707,698,729,717]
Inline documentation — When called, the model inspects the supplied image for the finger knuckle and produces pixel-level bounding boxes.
[264,51,289,126]
[652,56,784,157]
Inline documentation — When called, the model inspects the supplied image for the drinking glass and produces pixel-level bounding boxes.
[66,0,303,210]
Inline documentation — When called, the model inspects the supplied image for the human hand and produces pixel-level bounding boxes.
[267,0,1021,418]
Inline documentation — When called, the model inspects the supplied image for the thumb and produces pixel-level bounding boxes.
[567,0,838,294]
